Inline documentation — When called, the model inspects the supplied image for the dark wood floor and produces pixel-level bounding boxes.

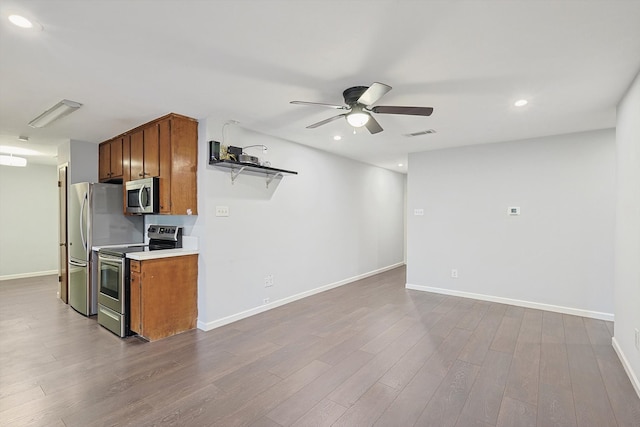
[1,267,639,427]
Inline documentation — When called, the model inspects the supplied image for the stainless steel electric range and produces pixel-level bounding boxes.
[96,225,183,337]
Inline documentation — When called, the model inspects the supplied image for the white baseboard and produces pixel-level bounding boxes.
[612,337,640,399]
[197,262,405,332]
[0,270,58,281]
[405,283,614,322]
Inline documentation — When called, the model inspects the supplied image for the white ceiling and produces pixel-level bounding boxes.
[1,0,639,170]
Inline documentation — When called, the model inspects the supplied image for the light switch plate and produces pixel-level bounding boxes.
[215,206,230,217]
[414,208,424,216]
[508,207,520,216]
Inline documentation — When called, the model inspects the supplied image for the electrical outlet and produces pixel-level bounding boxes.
[263,297,270,304]
[507,207,521,216]
[635,328,639,350]
[451,269,458,278]
[215,206,229,217]
[264,275,274,287]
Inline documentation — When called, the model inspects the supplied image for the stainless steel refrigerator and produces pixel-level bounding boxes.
[68,183,144,316]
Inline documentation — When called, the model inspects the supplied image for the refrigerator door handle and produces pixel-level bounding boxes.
[80,192,88,250]
[69,259,86,267]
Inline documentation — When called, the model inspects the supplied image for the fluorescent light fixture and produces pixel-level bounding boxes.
[346,106,370,128]
[8,15,33,28]
[514,99,528,107]
[0,154,27,167]
[29,99,82,128]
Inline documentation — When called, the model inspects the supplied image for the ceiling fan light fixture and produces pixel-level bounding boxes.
[346,111,370,128]
[28,99,82,128]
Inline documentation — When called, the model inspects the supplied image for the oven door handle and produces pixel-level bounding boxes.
[99,255,123,263]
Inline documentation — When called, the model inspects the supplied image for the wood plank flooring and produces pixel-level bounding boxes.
[1,268,639,426]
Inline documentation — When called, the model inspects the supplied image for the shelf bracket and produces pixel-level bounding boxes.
[230,166,247,184]
[265,172,283,188]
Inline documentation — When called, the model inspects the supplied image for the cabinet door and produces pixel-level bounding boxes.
[130,130,145,179]
[143,123,160,178]
[122,136,131,214]
[110,137,123,178]
[158,119,171,213]
[129,270,141,334]
[137,256,197,341]
[98,142,111,181]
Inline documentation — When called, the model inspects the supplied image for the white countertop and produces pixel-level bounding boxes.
[126,248,199,261]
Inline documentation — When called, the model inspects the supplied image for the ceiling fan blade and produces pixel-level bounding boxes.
[371,106,434,116]
[357,82,392,106]
[291,101,347,110]
[364,115,383,134]
[307,113,347,129]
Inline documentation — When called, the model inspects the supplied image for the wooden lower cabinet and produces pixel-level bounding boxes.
[129,254,198,341]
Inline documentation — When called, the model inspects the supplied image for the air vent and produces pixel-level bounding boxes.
[403,129,436,137]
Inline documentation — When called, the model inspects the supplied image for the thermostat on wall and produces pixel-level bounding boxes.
[508,207,521,216]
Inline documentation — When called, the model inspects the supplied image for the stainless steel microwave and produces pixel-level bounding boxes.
[125,177,159,214]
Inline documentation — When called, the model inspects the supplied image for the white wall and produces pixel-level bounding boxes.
[193,118,406,329]
[57,139,98,184]
[613,70,640,396]
[0,163,59,279]
[406,129,616,319]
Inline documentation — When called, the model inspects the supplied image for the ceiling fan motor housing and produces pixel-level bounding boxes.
[343,86,369,106]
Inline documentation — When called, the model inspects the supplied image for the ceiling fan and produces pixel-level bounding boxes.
[290,82,433,134]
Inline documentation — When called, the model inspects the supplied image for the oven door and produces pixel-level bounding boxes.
[97,253,125,314]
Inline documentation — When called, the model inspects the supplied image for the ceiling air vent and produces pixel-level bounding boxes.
[403,129,436,137]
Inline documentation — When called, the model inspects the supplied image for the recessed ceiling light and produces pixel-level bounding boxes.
[514,99,528,107]
[8,15,33,28]
[333,135,342,141]
[18,136,29,142]
[398,163,404,167]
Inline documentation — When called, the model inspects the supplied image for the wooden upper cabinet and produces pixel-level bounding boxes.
[165,115,198,215]
[158,119,172,213]
[98,141,111,181]
[101,113,198,215]
[143,124,160,178]
[130,130,145,179]
[98,137,124,182]
[129,124,160,179]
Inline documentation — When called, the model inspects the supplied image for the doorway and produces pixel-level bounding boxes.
[58,164,68,303]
